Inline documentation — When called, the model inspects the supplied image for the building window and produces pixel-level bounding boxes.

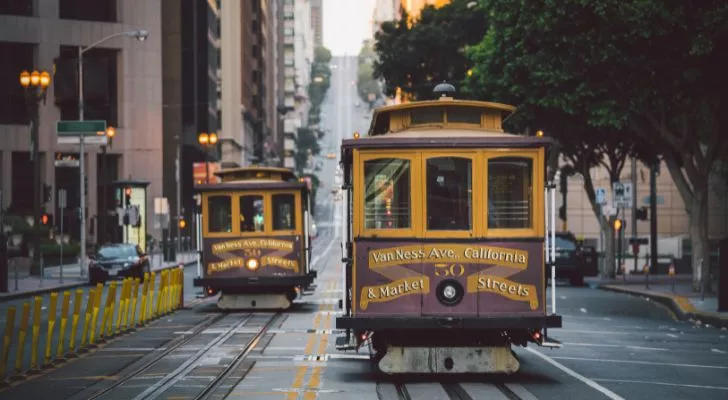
[272,194,296,231]
[59,0,116,22]
[55,47,118,126]
[364,158,411,229]
[0,42,35,125]
[240,195,264,232]
[488,157,533,229]
[0,0,33,16]
[426,157,472,230]
[208,196,232,233]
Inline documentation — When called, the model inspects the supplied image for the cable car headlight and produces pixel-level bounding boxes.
[436,279,464,306]
[246,258,259,271]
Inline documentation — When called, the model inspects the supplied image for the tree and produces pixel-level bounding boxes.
[373,0,489,100]
[356,39,382,105]
[466,0,728,288]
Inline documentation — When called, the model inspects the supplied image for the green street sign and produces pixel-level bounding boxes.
[56,120,107,136]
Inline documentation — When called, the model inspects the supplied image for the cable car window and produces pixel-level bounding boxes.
[272,194,296,231]
[208,196,232,233]
[426,157,472,230]
[364,158,411,229]
[488,157,533,229]
[447,107,482,124]
[240,195,265,232]
[411,108,444,125]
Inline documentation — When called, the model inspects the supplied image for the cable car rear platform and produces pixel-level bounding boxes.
[193,271,317,289]
[336,314,562,330]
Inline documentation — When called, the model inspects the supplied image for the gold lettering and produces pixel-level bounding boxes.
[261,255,299,272]
[360,277,429,310]
[467,273,539,310]
[369,244,529,269]
[211,238,294,254]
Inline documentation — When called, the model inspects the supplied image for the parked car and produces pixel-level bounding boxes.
[88,243,151,284]
[547,232,586,286]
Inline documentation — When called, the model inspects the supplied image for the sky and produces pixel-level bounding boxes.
[322,0,376,55]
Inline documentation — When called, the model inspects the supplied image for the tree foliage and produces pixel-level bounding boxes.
[373,0,489,100]
[308,46,333,121]
[356,39,382,105]
[465,0,728,285]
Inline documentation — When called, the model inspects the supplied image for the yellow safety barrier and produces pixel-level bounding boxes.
[131,278,140,328]
[175,268,181,309]
[126,278,136,330]
[118,279,129,334]
[28,296,42,373]
[90,283,103,345]
[1,307,16,379]
[82,288,96,348]
[102,282,117,340]
[148,272,157,320]
[14,302,30,376]
[162,270,169,314]
[67,289,83,356]
[56,291,71,360]
[43,292,59,367]
[155,271,165,317]
[139,273,150,326]
[179,266,185,309]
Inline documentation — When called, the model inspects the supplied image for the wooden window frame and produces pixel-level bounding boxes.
[483,149,544,239]
[354,150,422,238]
[202,192,236,238]
[269,190,303,236]
[421,150,482,239]
[236,191,269,237]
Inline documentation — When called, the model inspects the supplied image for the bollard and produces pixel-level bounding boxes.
[163,270,170,314]
[148,272,157,320]
[12,303,30,380]
[88,283,103,347]
[1,307,17,380]
[155,271,165,317]
[55,291,71,362]
[105,282,118,338]
[117,279,128,334]
[130,278,140,330]
[67,289,83,357]
[43,292,59,368]
[81,289,95,349]
[27,296,43,374]
[179,265,185,309]
[123,278,133,332]
[99,283,113,341]
[643,264,650,289]
[139,273,150,326]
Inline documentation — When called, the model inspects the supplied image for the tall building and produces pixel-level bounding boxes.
[161,0,220,240]
[220,0,279,167]
[372,0,400,36]
[0,0,164,248]
[310,0,323,47]
[281,0,314,169]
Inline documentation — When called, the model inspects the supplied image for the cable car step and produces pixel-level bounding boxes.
[540,337,562,348]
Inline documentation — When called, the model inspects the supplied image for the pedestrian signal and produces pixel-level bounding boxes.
[613,218,623,231]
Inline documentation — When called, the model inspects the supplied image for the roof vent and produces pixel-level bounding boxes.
[433,81,456,100]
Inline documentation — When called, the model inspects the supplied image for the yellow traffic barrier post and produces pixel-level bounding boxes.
[106,281,118,338]
[118,279,129,334]
[162,270,169,314]
[100,282,115,342]
[88,283,103,348]
[42,292,59,368]
[178,265,185,309]
[130,278,140,330]
[1,307,17,382]
[174,268,181,309]
[126,278,137,331]
[154,270,165,317]
[80,288,96,351]
[121,278,131,332]
[165,269,172,313]
[27,296,43,375]
[66,289,83,358]
[148,272,157,321]
[54,291,72,363]
[139,273,150,327]
[10,303,30,381]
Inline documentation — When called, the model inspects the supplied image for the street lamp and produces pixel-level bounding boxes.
[77,29,148,274]
[97,126,116,244]
[198,132,218,184]
[20,69,51,272]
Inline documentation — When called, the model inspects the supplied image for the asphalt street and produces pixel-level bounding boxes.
[1,56,727,399]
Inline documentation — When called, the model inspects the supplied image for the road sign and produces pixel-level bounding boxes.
[154,197,170,215]
[595,187,607,205]
[612,181,633,208]
[57,136,108,145]
[58,189,67,209]
[56,120,107,136]
[54,159,80,167]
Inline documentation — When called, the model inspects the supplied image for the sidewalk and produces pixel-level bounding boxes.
[591,273,728,329]
[0,252,198,301]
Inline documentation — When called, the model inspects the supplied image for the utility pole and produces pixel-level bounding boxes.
[175,135,182,253]
[631,156,638,273]
[650,160,658,273]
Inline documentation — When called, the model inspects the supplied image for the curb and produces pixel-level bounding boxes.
[599,284,728,329]
[0,258,197,302]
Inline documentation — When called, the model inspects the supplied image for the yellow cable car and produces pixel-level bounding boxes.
[193,166,316,310]
[335,83,562,374]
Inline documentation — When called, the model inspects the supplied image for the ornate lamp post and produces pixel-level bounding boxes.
[20,69,51,273]
[197,132,218,184]
[97,126,115,244]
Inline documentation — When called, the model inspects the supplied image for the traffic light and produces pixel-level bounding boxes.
[42,184,51,204]
[635,207,648,221]
[613,218,623,232]
[41,212,51,226]
[179,218,186,229]
[124,186,132,205]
